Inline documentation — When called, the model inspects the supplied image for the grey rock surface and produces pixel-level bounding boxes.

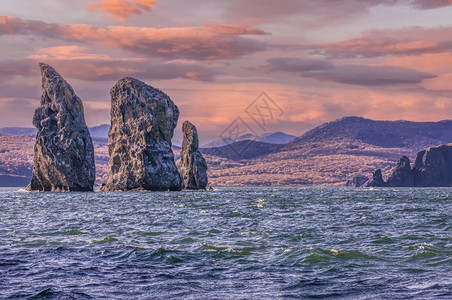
[364,144,452,187]
[177,121,208,189]
[27,63,95,192]
[386,156,414,187]
[363,169,385,187]
[101,77,181,191]
[413,144,452,187]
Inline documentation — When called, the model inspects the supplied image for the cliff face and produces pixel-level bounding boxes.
[413,144,452,187]
[364,169,385,187]
[27,63,95,192]
[364,144,452,187]
[385,156,414,187]
[101,78,182,191]
[177,121,208,189]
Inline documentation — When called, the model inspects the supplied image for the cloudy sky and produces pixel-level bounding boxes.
[2,0,452,143]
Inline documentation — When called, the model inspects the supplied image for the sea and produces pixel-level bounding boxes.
[0,187,451,299]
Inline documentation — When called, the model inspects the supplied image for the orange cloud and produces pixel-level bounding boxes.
[204,24,267,35]
[28,46,145,62]
[86,0,157,21]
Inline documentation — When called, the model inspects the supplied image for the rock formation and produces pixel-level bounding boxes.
[363,169,385,187]
[385,156,414,187]
[27,63,95,192]
[101,78,182,191]
[177,121,208,189]
[364,144,452,187]
[413,144,452,186]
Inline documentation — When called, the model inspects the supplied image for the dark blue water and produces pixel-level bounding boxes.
[0,187,451,299]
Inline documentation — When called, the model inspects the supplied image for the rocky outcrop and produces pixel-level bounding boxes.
[101,78,182,191]
[27,63,95,192]
[413,144,452,186]
[346,175,368,187]
[385,156,414,187]
[177,121,208,189]
[364,144,452,187]
[363,169,385,187]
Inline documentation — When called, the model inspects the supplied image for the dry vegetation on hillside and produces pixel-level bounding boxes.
[0,134,432,187]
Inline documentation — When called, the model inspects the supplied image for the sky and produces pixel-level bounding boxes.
[2,0,452,144]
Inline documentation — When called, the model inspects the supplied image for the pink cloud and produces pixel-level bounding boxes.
[0,15,267,60]
[222,0,452,24]
[263,57,334,73]
[307,27,452,58]
[263,57,436,86]
[305,64,436,86]
[86,0,158,21]
[0,58,219,82]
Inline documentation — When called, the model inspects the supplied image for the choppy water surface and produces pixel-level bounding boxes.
[0,187,451,299]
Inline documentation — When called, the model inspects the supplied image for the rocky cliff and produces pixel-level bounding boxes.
[413,144,452,187]
[364,144,452,187]
[101,78,182,191]
[177,121,208,189]
[385,156,414,187]
[27,63,95,192]
[363,169,385,187]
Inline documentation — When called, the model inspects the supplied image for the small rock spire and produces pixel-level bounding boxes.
[177,121,208,189]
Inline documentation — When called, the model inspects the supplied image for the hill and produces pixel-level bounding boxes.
[202,131,296,148]
[292,116,452,148]
[2,116,452,187]
[202,117,452,186]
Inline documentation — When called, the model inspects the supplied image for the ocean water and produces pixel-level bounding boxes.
[0,187,451,299]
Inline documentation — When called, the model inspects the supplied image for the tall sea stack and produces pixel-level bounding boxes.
[177,121,208,189]
[27,63,95,192]
[101,78,182,191]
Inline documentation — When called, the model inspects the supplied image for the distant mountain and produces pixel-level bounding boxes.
[202,131,296,148]
[202,137,235,148]
[201,140,283,160]
[290,116,452,149]
[89,124,110,138]
[258,132,296,144]
[210,116,452,161]
[202,116,452,186]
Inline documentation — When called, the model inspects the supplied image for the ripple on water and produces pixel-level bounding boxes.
[0,187,451,299]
